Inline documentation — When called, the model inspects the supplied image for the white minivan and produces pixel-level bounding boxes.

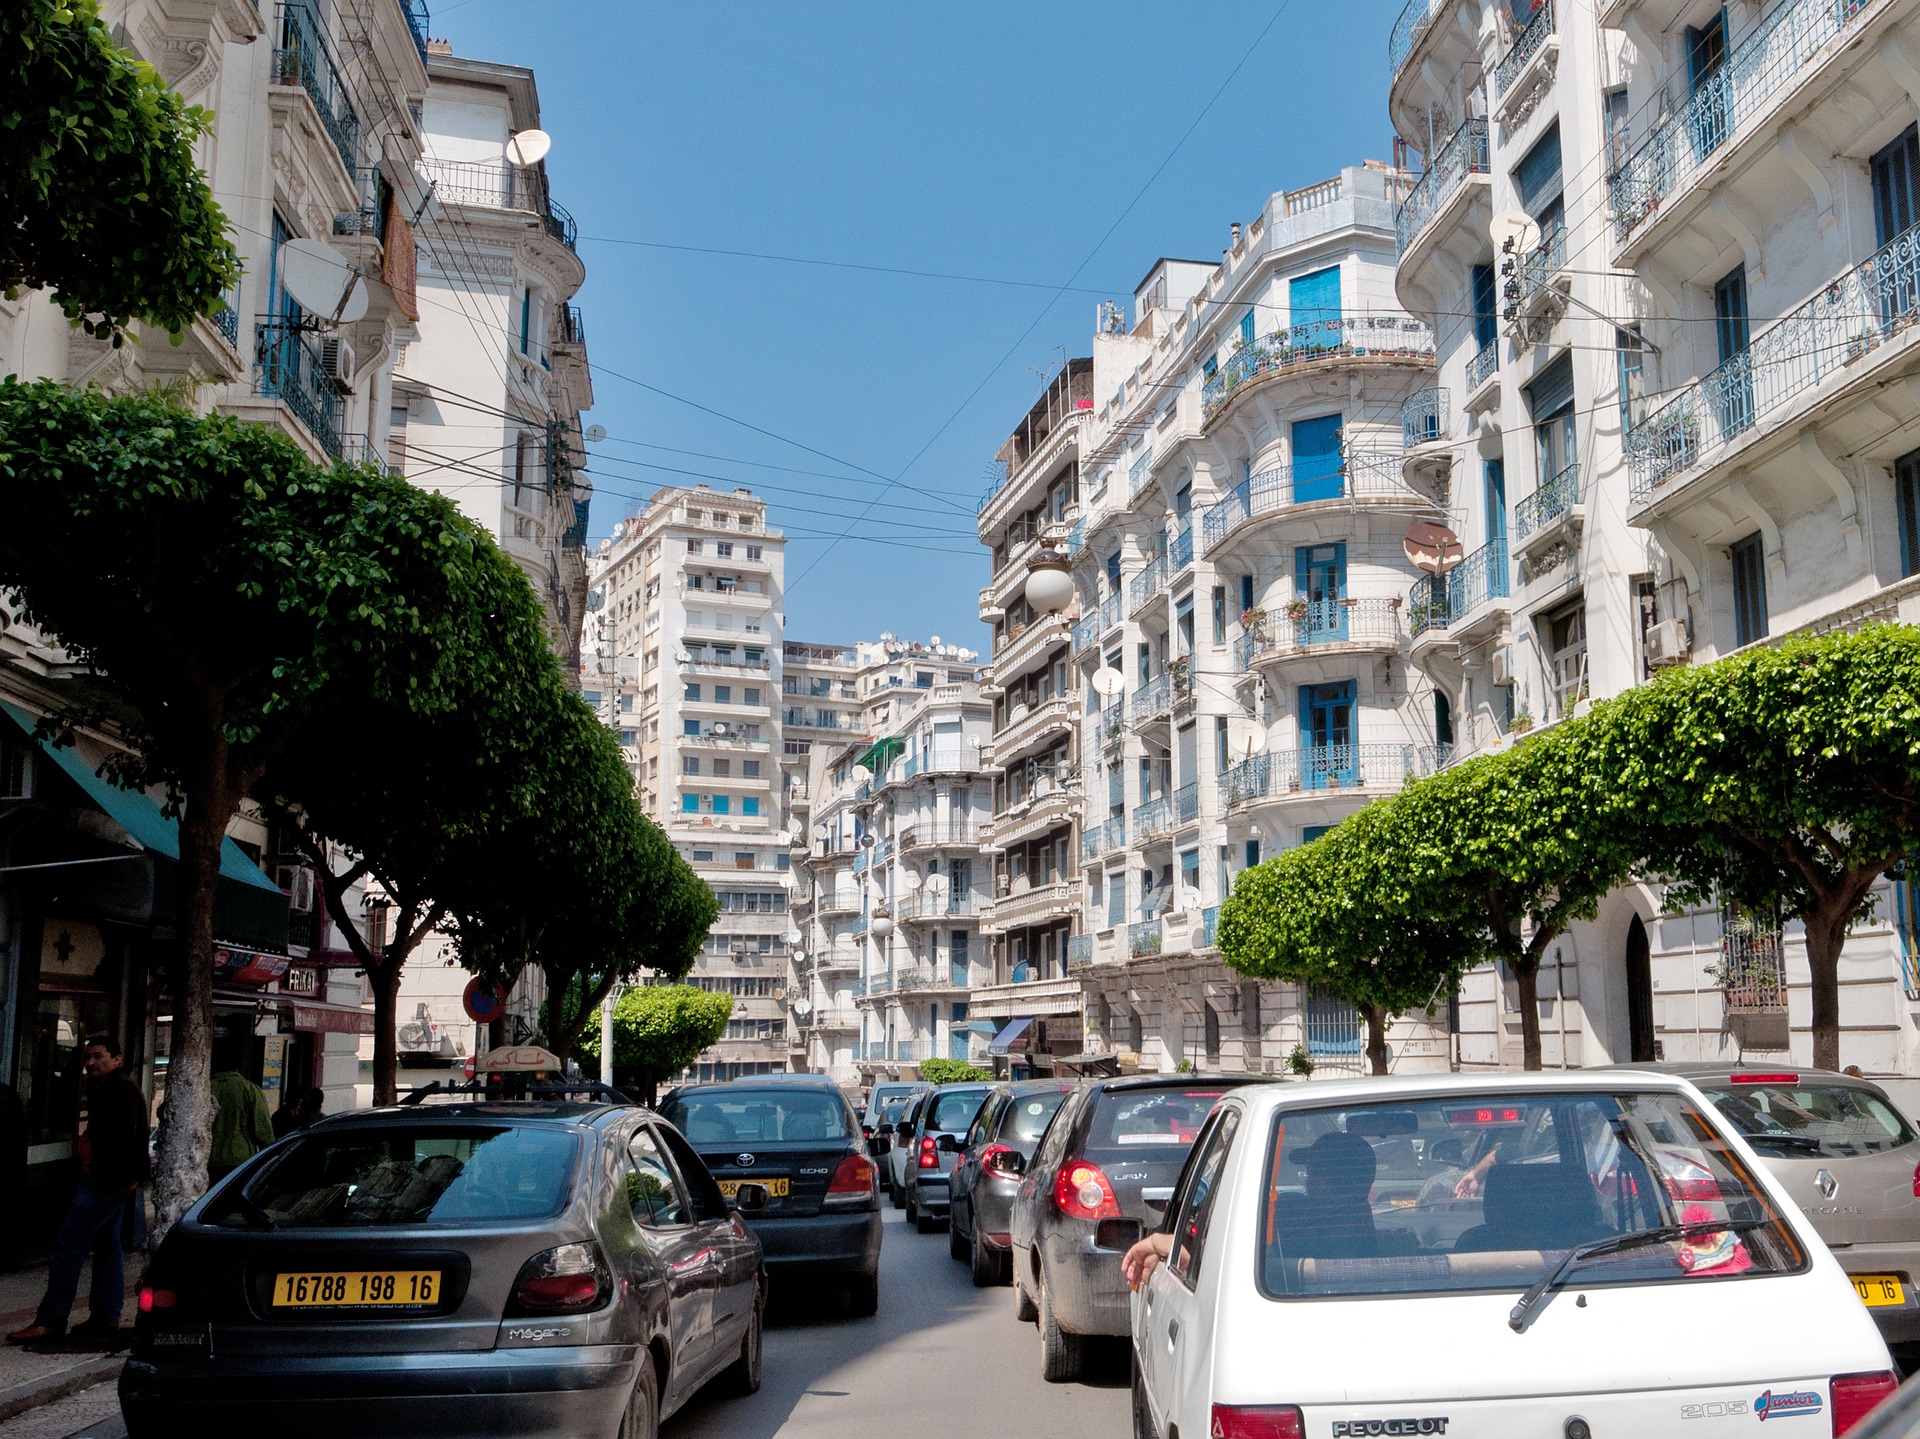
[1132,1073,1898,1439]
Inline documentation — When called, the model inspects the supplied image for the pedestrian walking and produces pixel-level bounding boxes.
[209,1040,273,1182]
[6,1035,149,1342]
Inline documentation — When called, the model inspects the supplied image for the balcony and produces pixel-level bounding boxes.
[993,612,1072,685]
[1608,0,1878,255]
[1492,0,1559,119]
[680,652,772,674]
[1066,935,1095,972]
[1133,795,1173,843]
[880,745,982,789]
[1203,317,1434,422]
[1389,0,1449,80]
[1224,744,1452,806]
[1127,528,1192,614]
[1464,337,1501,405]
[1202,452,1428,556]
[273,3,359,172]
[899,818,982,854]
[992,696,1075,769]
[1098,704,1127,754]
[1395,119,1490,257]
[255,318,344,458]
[1238,599,1408,671]
[900,893,982,925]
[1409,539,1509,639]
[895,964,968,995]
[1128,919,1164,959]
[984,877,1078,935]
[1200,906,1221,950]
[1628,230,1920,511]
[987,787,1081,852]
[418,158,578,253]
[1072,592,1122,653]
[1512,223,1570,326]
[1129,668,1192,728]
[1513,460,1583,559]
[1400,388,1448,452]
[1079,815,1127,861]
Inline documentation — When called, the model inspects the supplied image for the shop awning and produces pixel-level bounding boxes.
[988,1017,1034,1055]
[855,734,905,776]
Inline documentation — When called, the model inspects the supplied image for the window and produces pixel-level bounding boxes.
[681,794,698,814]
[712,794,731,815]
[1617,328,1646,434]
[1212,585,1226,645]
[1525,353,1575,494]
[1713,264,1754,438]
[744,688,760,705]
[1215,717,1230,773]
[620,694,634,713]
[1169,1106,1242,1285]
[1239,310,1256,347]
[1898,449,1920,578]
[1244,838,1261,869]
[1240,574,1254,613]
[1291,414,1344,502]
[1435,689,1454,747]
[711,758,731,777]
[1514,122,1563,231]
[742,760,761,778]
[1603,86,1631,171]
[626,1128,689,1227]
[1873,125,1920,246]
[1471,263,1497,352]
[682,757,700,774]
[682,719,700,737]
[1730,532,1768,646]
[617,729,637,746]
[685,684,701,701]
[1288,266,1341,339]
[716,541,733,558]
[1106,871,1126,928]
[746,544,763,560]
[1484,460,1507,546]
[1546,598,1589,717]
[687,538,703,555]
[915,671,934,689]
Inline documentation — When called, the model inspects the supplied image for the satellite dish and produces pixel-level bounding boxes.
[585,588,604,612]
[1178,886,1205,914]
[1229,718,1268,758]
[1404,520,1466,575]
[923,872,951,899]
[584,424,607,443]
[505,128,552,166]
[901,870,922,891]
[929,635,942,647]
[853,764,873,781]
[791,946,806,961]
[966,734,982,750]
[1491,209,1542,256]
[792,998,813,1017]
[278,238,367,324]
[1091,667,1127,699]
[785,928,802,944]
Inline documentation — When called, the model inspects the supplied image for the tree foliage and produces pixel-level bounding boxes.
[572,984,733,1104]
[1,0,239,341]
[916,1059,990,1085]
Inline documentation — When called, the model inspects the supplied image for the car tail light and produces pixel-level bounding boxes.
[981,1143,1020,1175]
[1210,1404,1304,1439]
[1053,1158,1121,1221]
[137,1287,177,1314]
[1911,1159,1919,1200]
[507,1243,609,1316]
[824,1153,877,1209]
[1831,1371,1898,1434]
[919,1135,940,1170]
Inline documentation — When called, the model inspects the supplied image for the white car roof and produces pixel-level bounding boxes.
[1220,1069,1705,1118]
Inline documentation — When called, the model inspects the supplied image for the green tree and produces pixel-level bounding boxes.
[1601,625,1920,1071]
[0,381,485,1232]
[917,1059,990,1085]
[2,0,238,341]
[573,984,733,1104]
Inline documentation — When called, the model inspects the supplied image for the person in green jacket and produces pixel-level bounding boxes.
[208,1038,274,1183]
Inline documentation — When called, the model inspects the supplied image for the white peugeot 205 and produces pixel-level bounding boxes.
[1127,1072,1899,1439]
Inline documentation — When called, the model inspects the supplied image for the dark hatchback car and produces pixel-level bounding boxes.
[660,1079,883,1315]
[946,1079,1077,1285]
[901,1082,993,1233]
[120,1102,764,1439]
[1009,1074,1260,1381]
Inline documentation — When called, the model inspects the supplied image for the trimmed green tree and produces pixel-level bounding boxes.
[2,0,238,341]
[573,984,733,1104]
[916,1059,990,1085]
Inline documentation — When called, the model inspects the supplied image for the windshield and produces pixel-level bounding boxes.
[662,1089,852,1145]
[1256,1091,1803,1300]
[1704,1080,1916,1158]
[1005,1089,1071,1144]
[1086,1087,1226,1160]
[207,1125,577,1227]
[928,1088,989,1133]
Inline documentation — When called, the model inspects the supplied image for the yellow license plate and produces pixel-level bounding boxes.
[271,1270,442,1308]
[1853,1274,1906,1308]
[717,1178,788,1198]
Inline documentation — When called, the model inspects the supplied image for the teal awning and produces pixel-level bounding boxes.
[855,734,906,776]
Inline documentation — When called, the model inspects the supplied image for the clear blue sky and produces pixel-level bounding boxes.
[433,1,1395,649]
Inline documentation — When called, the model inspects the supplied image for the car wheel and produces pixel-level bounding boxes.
[1132,1345,1156,1439]
[949,1215,969,1261]
[970,1228,1002,1287]
[1037,1271,1083,1383]
[619,1354,658,1439]
[847,1272,879,1317]
[719,1283,764,1396]
[1012,1252,1038,1321]
[914,1200,941,1234]
[890,1174,906,1209]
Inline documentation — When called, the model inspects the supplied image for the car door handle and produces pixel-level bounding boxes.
[1168,1317,1180,1348]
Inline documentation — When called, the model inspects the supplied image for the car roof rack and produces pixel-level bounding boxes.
[397,1079,637,1106]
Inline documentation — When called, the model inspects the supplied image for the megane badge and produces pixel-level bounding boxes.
[1814,1169,1838,1200]
[737,1153,757,1168]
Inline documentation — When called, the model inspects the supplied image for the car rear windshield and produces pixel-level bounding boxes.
[206,1125,577,1227]
[927,1089,989,1133]
[1085,1087,1227,1160]
[662,1090,852,1145]
[1005,1090,1071,1144]
[1704,1080,1916,1159]
[1255,1091,1803,1300]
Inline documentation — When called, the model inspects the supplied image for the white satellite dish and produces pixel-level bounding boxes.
[277,238,368,324]
[1491,209,1542,256]
[1178,886,1205,915]
[929,635,942,647]
[901,870,922,891]
[1229,719,1268,758]
[853,764,874,781]
[792,998,813,1017]
[923,872,951,899]
[791,946,806,962]
[966,734,983,750]
[785,927,801,944]
[505,128,552,167]
[584,424,607,443]
[1091,667,1126,699]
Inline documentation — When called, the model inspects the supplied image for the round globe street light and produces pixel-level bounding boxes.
[869,904,895,940]
[1025,555,1075,613]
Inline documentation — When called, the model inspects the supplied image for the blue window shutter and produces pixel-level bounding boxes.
[1240,311,1256,346]
[1485,460,1508,542]
[1288,266,1341,334]
[1291,414,1344,502]
[1240,575,1254,611]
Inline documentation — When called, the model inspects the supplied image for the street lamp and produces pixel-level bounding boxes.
[869,904,894,940]
[1024,555,1075,614]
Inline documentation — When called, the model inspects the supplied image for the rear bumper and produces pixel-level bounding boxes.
[908,1173,952,1212]
[1040,1229,1131,1336]
[120,1343,636,1439]
[749,1208,882,1278]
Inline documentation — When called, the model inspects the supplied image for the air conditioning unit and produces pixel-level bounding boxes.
[1645,617,1692,669]
[1491,646,1513,687]
[319,335,356,390]
[273,864,316,912]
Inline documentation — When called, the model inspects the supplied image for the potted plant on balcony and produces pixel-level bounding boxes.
[1509,710,1535,734]
[1241,606,1270,640]
[1169,655,1193,699]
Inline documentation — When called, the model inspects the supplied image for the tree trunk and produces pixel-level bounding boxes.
[1805,901,1852,1073]
[370,961,404,1107]
[1513,958,1543,1071]
[150,776,233,1240]
[1362,1003,1389,1076]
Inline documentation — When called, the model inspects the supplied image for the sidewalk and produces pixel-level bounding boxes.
[0,1260,139,1426]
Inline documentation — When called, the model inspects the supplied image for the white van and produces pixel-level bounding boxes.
[1132,1073,1898,1439]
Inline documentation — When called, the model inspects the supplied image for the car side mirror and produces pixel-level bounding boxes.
[987,1150,1026,1177]
[1094,1217,1142,1252]
[730,1182,773,1214]
[936,1133,962,1153]
[875,1122,894,1137]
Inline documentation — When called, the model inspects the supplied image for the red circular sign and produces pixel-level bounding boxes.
[463,977,508,1024]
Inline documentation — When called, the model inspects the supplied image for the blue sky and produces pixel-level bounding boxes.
[433,1,1395,649]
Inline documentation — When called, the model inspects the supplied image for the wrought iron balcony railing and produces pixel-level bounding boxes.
[1390,0,1446,79]
[1515,222,1568,308]
[1174,781,1200,825]
[1099,704,1127,750]
[1494,0,1556,97]
[1628,227,1920,502]
[1408,538,1509,636]
[1401,387,1447,449]
[1201,906,1220,949]
[401,0,431,63]
[1465,337,1500,392]
[419,158,577,252]
[1514,460,1580,539]
[1127,527,1192,610]
[1238,598,1405,664]
[1073,592,1122,652]
[1134,795,1173,840]
[1204,316,1434,417]
[1066,935,1094,971]
[1224,744,1452,805]
[1128,918,1164,958]
[1201,451,1419,553]
[1129,451,1155,499]
[557,304,587,346]
[273,4,359,172]
[1396,119,1490,256]
[255,317,344,458]
[213,301,240,348]
[1609,0,1871,240]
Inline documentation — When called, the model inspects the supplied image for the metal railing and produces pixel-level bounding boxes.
[1409,538,1508,636]
[1130,669,1189,725]
[1066,935,1094,971]
[1494,0,1556,97]
[255,317,344,458]
[1174,781,1200,825]
[1099,704,1127,750]
[1516,223,1568,308]
[1610,0,1872,240]
[1465,337,1500,392]
[1514,460,1581,539]
[401,0,431,63]
[1204,316,1434,418]
[1237,598,1405,664]
[1720,900,1787,1010]
[1128,918,1164,959]
[1080,815,1127,860]
[213,303,240,348]
[557,305,586,346]
[418,158,576,251]
[1396,119,1490,256]
[1390,0,1446,78]
[1629,227,1920,503]
[1072,592,1122,651]
[1201,906,1220,949]
[273,4,359,171]
[1307,985,1362,1057]
[1201,451,1419,553]
[1127,529,1190,611]
[1135,795,1172,840]
[1129,451,1155,499]
[338,437,399,477]
[1224,744,1452,805]
[978,460,1009,515]
[1401,387,1447,449]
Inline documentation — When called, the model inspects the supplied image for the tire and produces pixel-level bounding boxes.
[889,1173,906,1210]
[620,1355,658,1439]
[847,1272,879,1317]
[1037,1272,1083,1383]
[719,1284,764,1396]
[950,1216,969,1261]
[1012,1251,1038,1322]
[904,1190,918,1227]
[970,1228,1002,1287]
[1132,1345,1156,1439]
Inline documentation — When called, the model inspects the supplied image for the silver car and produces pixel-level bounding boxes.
[946,1079,1077,1285]
[901,1083,993,1232]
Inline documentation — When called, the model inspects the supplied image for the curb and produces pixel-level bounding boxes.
[0,1354,123,1425]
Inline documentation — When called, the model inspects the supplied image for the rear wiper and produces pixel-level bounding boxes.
[1508,1218,1770,1333]
[1743,1132,1823,1152]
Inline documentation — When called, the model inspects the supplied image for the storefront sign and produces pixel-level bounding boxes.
[284,965,321,996]
[261,1033,288,1100]
[292,1002,375,1035]
[212,944,290,986]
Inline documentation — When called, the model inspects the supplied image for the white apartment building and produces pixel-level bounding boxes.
[1390,0,1920,1071]
[397,46,593,665]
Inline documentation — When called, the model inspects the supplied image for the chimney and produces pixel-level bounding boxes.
[1230,222,1242,247]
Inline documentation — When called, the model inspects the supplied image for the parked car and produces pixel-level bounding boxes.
[660,1079,883,1315]
[1132,1073,1898,1439]
[863,1081,928,1151]
[947,1079,1077,1284]
[121,1100,765,1439]
[1012,1074,1261,1380]
[883,1089,930,1207]
[899,1082,993,1233]
[1627,1063,1920,1370]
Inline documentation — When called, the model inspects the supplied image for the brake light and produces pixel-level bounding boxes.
[919,1135,940,1170]
[1913,1160,1919,1200]
[1054,1159,1121,1221]
[1210,1404,1303,1439]
[508,1243,608,1315]
[827,1153,876,1195]
[137,1287,176,1313]
[981,1143,1019,1174]
[1730,1073,1800,1084]
[1830,1371,1898,1434]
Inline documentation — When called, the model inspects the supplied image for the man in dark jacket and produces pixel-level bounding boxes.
[7,1034,149,1342]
